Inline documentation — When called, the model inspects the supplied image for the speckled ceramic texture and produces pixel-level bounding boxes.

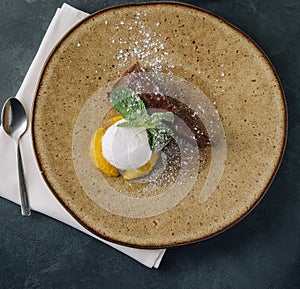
[32,2,287,248]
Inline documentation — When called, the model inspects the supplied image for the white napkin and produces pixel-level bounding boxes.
[0,3,165,268]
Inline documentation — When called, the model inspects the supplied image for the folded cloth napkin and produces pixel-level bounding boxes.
[0,3,165,268]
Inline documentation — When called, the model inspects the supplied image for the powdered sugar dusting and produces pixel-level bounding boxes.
[109,12,173,72]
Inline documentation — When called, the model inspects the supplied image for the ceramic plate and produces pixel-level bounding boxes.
[32,2,287,248]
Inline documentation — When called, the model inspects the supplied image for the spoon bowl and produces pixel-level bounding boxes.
[1,98,31,216]
[2,98,27,140]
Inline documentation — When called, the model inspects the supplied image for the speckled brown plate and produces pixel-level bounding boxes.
[32,2,287,248]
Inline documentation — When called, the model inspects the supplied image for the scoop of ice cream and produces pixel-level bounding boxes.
[102,119,152,170]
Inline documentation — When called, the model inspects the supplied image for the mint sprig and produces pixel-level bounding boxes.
[109,87,174,151]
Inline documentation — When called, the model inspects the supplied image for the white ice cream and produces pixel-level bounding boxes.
[102,119,152,170]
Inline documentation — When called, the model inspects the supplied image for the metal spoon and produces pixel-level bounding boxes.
[1,98,31,216]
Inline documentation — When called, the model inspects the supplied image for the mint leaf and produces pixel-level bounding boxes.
[147,123,174,152]
[110,87,148,122]
[119,112,174,129]
[144,112,174,127]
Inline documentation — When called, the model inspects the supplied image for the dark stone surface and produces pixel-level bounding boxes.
[0,0,299,288]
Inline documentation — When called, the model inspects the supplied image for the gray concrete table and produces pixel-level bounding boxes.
[0,1,299,288]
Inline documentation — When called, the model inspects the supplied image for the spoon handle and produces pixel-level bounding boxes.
[17,141,31,216]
